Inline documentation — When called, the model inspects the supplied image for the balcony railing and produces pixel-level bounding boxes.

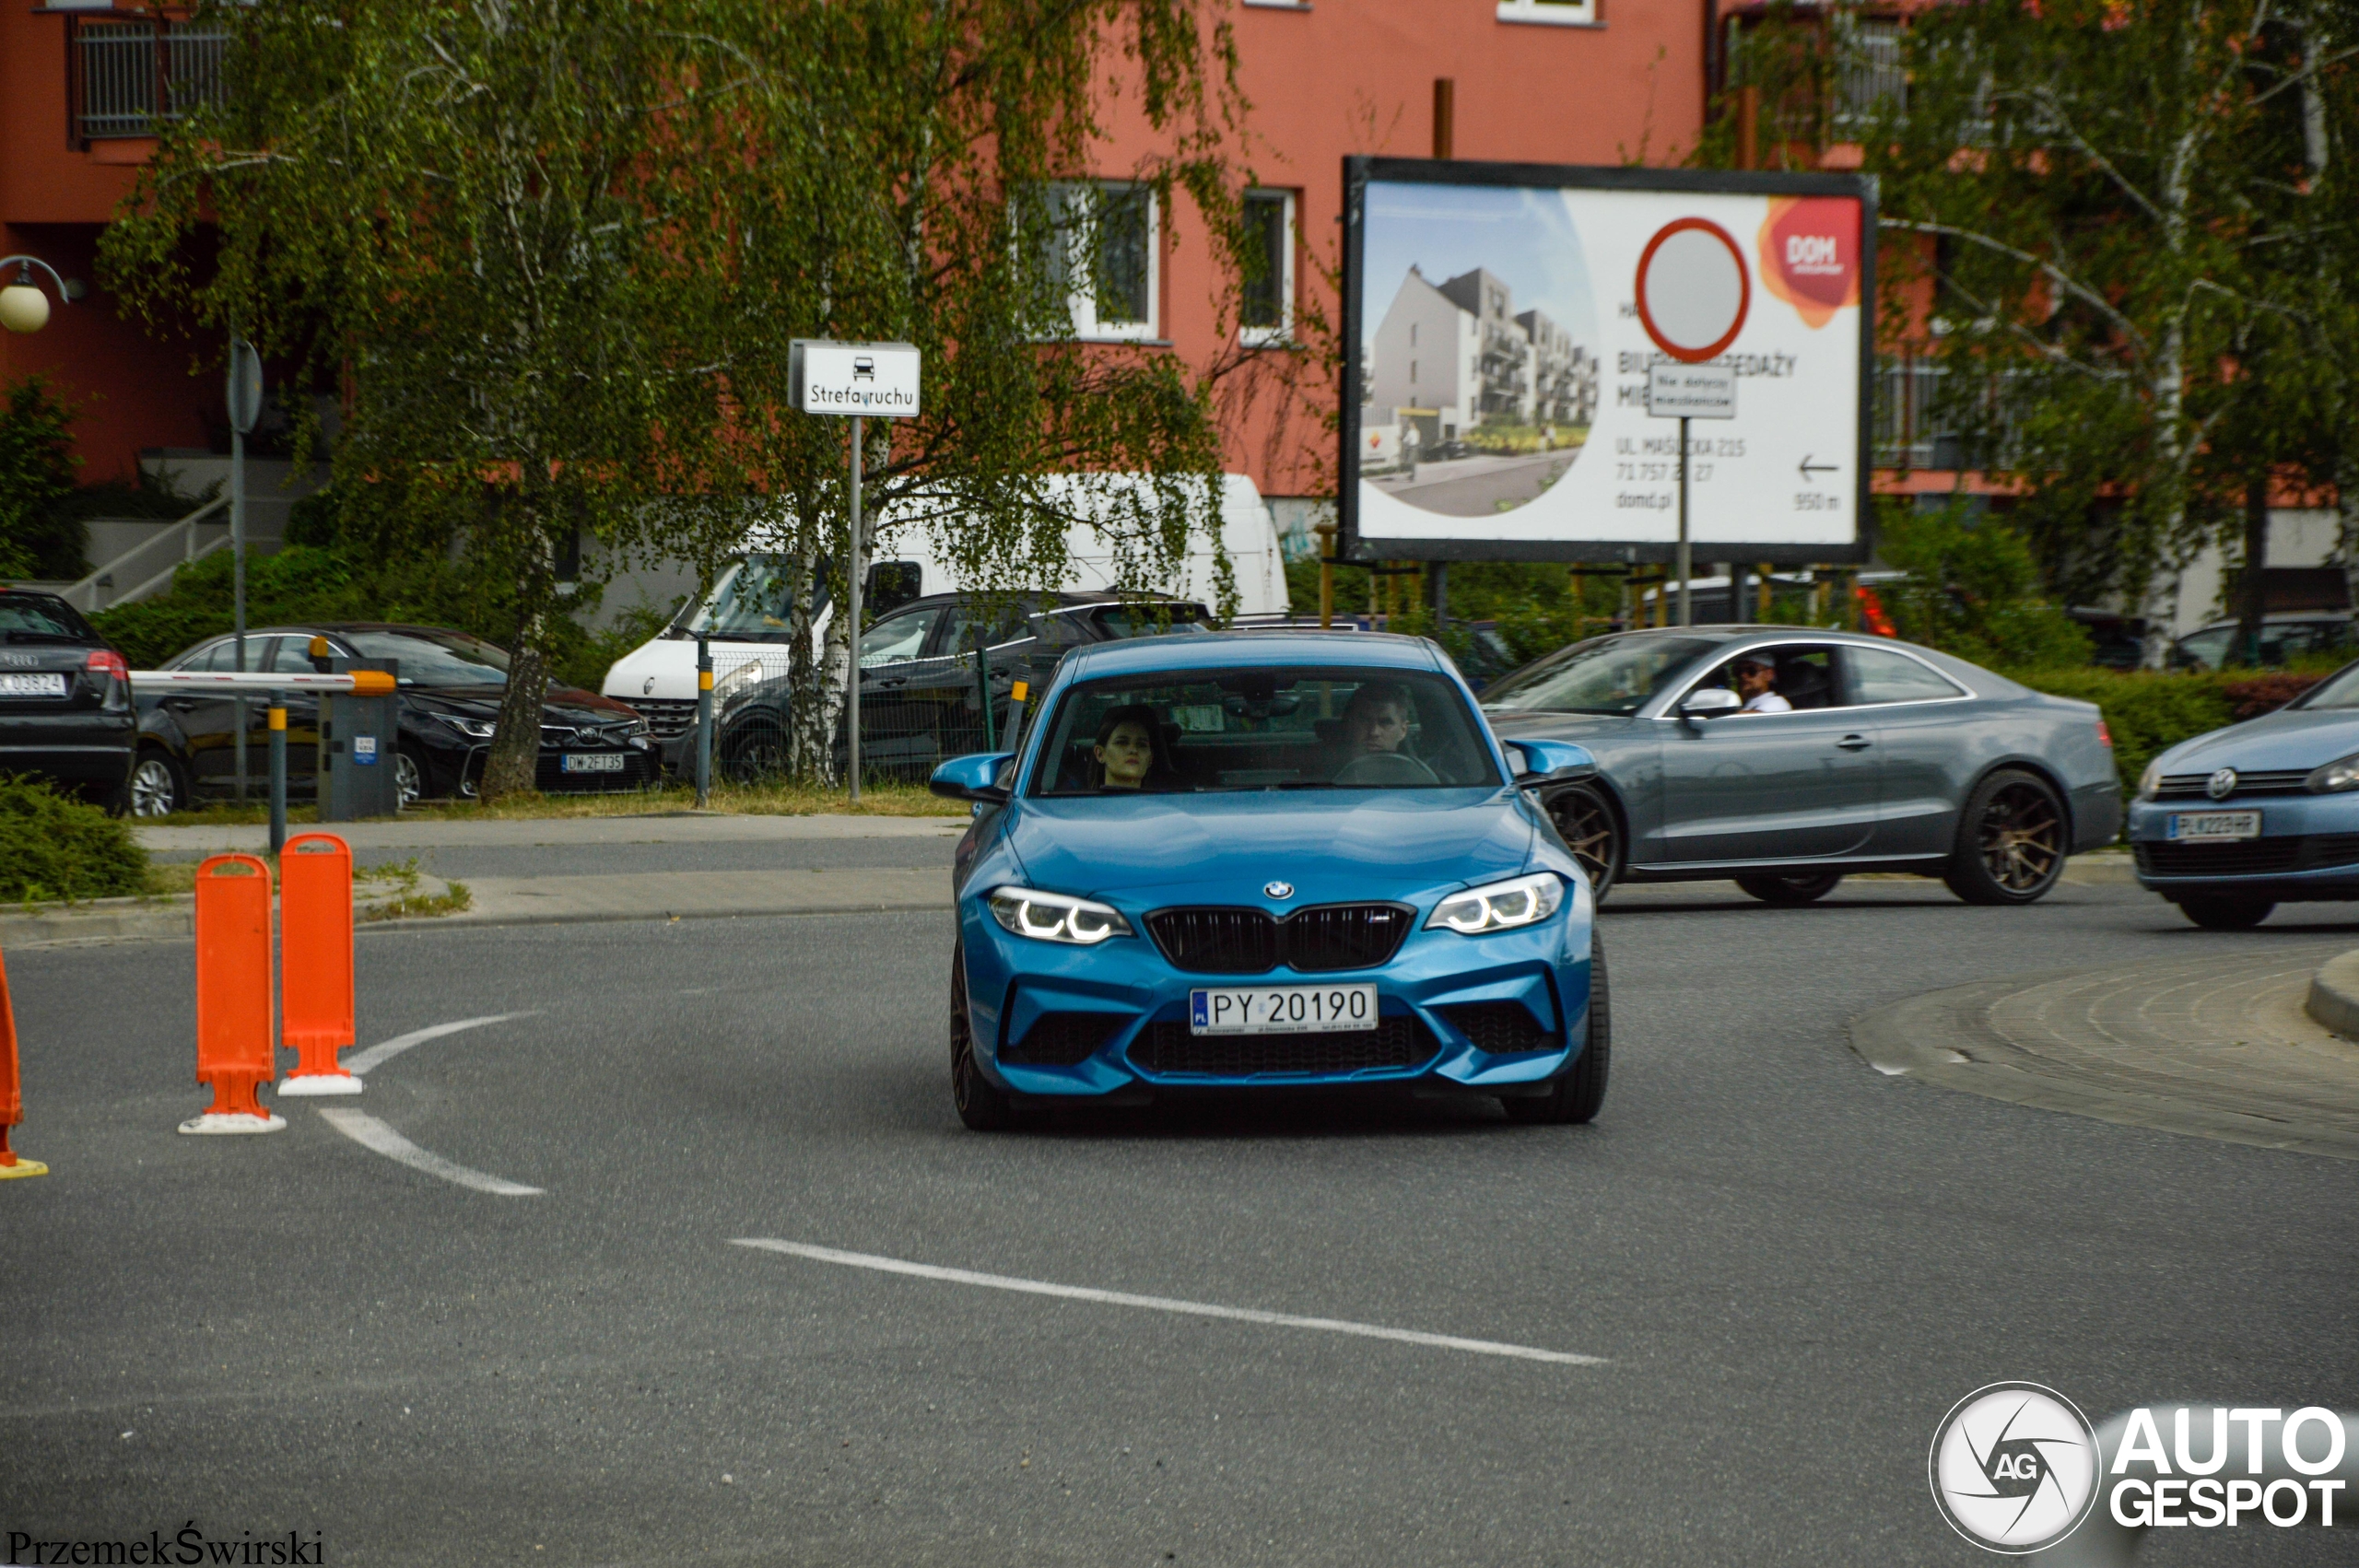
[71,18,229,144]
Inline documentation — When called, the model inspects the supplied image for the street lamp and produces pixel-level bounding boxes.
[0,256,74,334]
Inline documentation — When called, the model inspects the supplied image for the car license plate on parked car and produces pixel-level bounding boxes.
[561,752,626,774]
[1189,983,1378,1036]
[0,673,67,698]
[2166,811,2260,842]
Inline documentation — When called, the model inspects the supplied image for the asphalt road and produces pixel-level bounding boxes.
[1369,449,1579,517]
[4,876,2355,1565]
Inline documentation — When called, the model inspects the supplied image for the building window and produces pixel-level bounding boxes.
[1040,181,1160,342]
[1239,190,1295,345]
[1496,0,1599,28]
[69,17,229,145]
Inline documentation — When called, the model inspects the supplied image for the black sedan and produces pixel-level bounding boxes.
[696,591,1210,783]
[131,623,657,815]
[0,586,135,809]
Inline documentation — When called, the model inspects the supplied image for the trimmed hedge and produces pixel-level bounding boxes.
[0,774,147,901]
[2011,669,2330,796]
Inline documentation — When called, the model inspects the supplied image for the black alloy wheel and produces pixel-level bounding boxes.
[2175,895,2276,930]
[1734,872,1845,905]
[950,940,1016,1131]
[395,743,430,808]
[127,750,188,819]
[1544,782,1622,902]
[1943,768,2068,906]
[724,730,791,786]
[1502,934,1610,1125]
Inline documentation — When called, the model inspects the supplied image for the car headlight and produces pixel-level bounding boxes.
[2307,753,2359,793]
[2138,758,2163,801]
[428,712,497,740]
[988,885,1133,944]
[1426,871,1565,934]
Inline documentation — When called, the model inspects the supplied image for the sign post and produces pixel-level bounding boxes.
[790,341,921,802]
[1635,219,1748,626]
[226,338,264,800]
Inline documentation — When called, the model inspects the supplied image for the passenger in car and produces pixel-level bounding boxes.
[1093,704,1174,790]
[1732,658,1791,715]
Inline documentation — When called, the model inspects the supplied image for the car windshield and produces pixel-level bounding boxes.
[339,630,511,687]
[1028,665,1500,795]
[0,591,96,643]
[680,555,827,643]
[2296,662,2359,709]
[1480,633,1719,717]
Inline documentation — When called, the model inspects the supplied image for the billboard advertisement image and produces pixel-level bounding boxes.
[1342,158,1875,564]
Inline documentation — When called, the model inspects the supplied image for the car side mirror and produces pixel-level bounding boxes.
[1679,687,1742,720]
[931,750,1015,804]
[1503,738,1597,786]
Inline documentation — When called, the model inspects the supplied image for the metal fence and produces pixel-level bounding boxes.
[73,19,229,142]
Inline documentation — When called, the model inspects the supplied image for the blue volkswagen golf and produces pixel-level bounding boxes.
[2130,657,2359,928]
[928,631,1605,1129]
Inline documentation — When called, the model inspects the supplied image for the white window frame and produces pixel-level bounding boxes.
[1239,189,1297,347]
[1496,0,1601,27]
[1049,181,1160,343]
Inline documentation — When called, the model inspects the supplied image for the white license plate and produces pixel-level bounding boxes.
[2166,811,2260,842]
[0,673,67,698]
[561,752,626,773]
[1189,983,1378,1036]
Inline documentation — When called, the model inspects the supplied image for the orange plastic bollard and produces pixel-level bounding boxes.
[276,831,360,1096]
[0,948,48,1179]
[181,853,285,1134]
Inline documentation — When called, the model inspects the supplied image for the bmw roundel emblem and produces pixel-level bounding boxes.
[2207,766,2237,801]
[1264,881,1295,900]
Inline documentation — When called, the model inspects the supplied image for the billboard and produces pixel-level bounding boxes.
[1341,158,1875,565]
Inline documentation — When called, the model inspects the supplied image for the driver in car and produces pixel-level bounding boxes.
[1332,681,1414,773]
[1731,657,1791,715]
[1094,705,1171,790]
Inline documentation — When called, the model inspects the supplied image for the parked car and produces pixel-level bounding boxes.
[926,630,1605,1129]
[0,585,134,809]
[131,623,656,815]
[2128,655,2359,928]
[2168,614,2356,672]
[695,591,1211,784]
[1481,627,2123,907]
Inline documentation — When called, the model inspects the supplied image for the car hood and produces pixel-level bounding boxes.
[404,684,636,725]
[1003,790,1536,906]
[1482,709,1644,741]
[2158,708,2359,773]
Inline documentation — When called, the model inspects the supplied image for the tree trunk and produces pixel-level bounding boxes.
[2236,474,2270,667]
[481,609,549,802]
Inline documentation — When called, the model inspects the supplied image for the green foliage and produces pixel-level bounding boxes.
[0,376,88,579]
[1875,500,2092,669]
[0,774,147,902]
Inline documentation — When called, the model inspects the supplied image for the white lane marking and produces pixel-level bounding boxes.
[318,1109,544,1197]
[732,1239,1606,1366]
[344,1012,538,1077]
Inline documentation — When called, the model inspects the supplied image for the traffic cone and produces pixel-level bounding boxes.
[277,832,360,1095]
[0,948,48,1179]
[181,854,285,1134]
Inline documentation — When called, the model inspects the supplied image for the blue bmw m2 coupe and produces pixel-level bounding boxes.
[928,631,1604,1129]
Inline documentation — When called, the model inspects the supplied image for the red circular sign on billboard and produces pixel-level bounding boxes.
[1635,217,1751,363]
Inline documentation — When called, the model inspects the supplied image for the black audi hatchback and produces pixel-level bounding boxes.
[131,623,656,815]
[0,586,135,808]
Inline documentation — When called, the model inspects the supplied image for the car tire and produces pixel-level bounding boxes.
[950,940,1016,1131]
[2175,895,2275,930]
[1543,782,1623,903]
[1942,768,2069,906]
[395,743,431,808]
[1734,872,1845,905]
[127,750,189,819]
[1502,935,1609,1125]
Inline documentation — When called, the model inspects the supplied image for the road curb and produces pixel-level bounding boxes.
[2304,949,2359,1039]
[1849,956,2359,1161]
[0,877,462,950]
[366,897,951,934]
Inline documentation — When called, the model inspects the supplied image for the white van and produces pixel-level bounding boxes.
[601,474,1291,740]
